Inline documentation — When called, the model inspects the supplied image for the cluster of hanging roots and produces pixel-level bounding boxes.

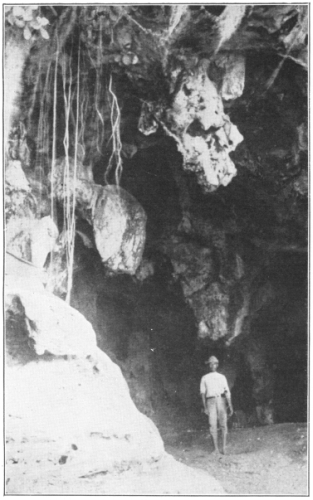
[25,14,124,302]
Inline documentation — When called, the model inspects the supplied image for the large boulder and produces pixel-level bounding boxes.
[51,158,147,274]
[93,185,147,274]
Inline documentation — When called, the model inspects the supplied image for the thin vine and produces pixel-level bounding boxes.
[105,74,123,186]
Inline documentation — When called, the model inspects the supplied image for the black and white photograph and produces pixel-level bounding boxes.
[4,3,309,495]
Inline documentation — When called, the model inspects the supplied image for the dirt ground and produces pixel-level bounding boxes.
[5,352,307,495]
[160,418,308,495]
[6,404,307,495]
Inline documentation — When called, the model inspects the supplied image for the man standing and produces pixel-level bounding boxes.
[200,356,233,454]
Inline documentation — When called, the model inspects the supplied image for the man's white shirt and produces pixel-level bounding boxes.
[200,372,230,398]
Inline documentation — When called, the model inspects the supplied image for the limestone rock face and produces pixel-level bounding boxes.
[5,159,57,263]
[93,186,147,274]
[5,353,164,493]
[5,160,30,191]
[165,69,243,192]
[165,237,214,297]
[5,288,164,492]
[215,53,246,101]
[194,283,229,340]
[7,291,97,357]
[164,236,230,341]
[5,252,47,294]
[6,216,58,267]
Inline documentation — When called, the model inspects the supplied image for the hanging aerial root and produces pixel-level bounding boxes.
[105,74,123,186]
[61,48,76,304]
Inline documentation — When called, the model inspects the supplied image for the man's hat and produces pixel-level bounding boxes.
[205,355,219,364]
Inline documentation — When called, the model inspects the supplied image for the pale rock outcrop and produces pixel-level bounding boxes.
[6,216,58,267]
[214,5,246,51]
[5,252,47,294]
[17,291,97,356]
[5,351,164,493]
[165,69,243,192]
[5,160,58,268]
[193,283,229,340]
[5,288,163,491]
[5,159,30,191]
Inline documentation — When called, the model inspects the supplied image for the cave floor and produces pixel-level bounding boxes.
[160,418,308,495]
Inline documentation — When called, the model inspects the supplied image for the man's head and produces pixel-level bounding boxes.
[206,355,219,372]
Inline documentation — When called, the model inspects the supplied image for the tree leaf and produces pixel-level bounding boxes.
[38,16,49,26]
[12,6,25,18]
[24,26,32,40]
[40,27,50,39]
[23,8,34,21]
[6,13,15,26]
[15,18,26,28]
[30,19,40,30]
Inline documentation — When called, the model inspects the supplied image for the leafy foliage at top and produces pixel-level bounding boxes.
[5,5,50,40]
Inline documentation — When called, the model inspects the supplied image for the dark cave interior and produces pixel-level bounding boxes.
[71,126,307,428]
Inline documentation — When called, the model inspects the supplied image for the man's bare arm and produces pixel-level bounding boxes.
[201,393,208,414]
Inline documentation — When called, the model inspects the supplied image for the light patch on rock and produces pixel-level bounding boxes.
[256,403,275,425]
[217,53,246,101]
[6,160,30,191]
[13,290,97,356]
[30,216,59,267]
[6,216,58,268]
[192,283,229,340]
[216,5,246,50]
[135,258,155,281]
[5,252,47,293]
[138,102,159,136]
[198,320,210,338]
[235,253,244,279]
[293,170,308,196]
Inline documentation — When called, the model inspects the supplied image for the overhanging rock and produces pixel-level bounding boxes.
[164,69,243,192]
